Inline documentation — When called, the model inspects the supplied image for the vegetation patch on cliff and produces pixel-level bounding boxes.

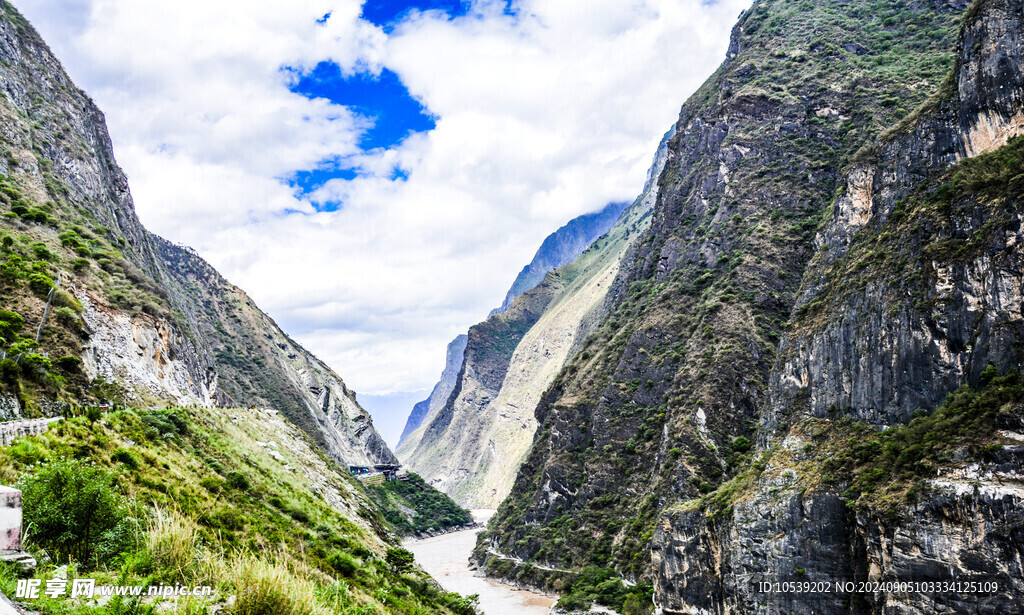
[364,473,472,537]
[828,367,1023,512]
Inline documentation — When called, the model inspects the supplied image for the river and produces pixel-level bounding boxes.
[406,510,557,615]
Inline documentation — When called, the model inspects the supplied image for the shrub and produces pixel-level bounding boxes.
[199,477,222,493]
[226,471,251,491]
[385,547,415,573]
[111,448,139,470]
[7,439,48,465]
[53,306,80,329]
[27,271,54,296]
[326,552,359,577]
[0,308,24,343]
[54,355,82,372]
[732,436,752,453]
[0,254,25,279]
[52,289,83,311]
[30,242,56,261]
[18,458,137,565]
[85,406,103,423]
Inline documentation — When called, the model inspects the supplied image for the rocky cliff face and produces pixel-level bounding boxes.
[398,198,634,453]
[651,1,1024,612]
[0,0,392,467]
[398,132,672,508]
[483,0,970,582]
[399,195,645,453]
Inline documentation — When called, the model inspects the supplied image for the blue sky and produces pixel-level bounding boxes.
[361,0,516,30]
[19,0,749,406]
[285,64,433,197]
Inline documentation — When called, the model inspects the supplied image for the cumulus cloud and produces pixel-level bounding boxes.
[18,0,748,395]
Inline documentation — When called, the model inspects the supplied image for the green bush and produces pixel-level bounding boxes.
[53,306,80,329]
[27,271,54,296]
[30,242,56,261]
[732,436,752,453]
[199,477,222,493]
[0,308,24,343]
[385,547,415,573]
[326,551,360,577]
[1,254,26,280]
[54,355,82,372]
[18,458,137,565]
[111,448,139,470]
[226,471,251,491]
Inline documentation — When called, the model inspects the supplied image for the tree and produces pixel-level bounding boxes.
[18,459,137,566]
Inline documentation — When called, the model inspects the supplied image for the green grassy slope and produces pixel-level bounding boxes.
[0,405,477,614]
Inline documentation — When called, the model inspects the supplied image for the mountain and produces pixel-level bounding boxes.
[491,200,631,317]
[397,333,467,446]
[0,0,391,467]
[397,129,673,508]
[472,0,1024,613]
[397,199,636,450]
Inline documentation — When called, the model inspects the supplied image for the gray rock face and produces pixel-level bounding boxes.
[654,443,1024,615]
[768,0,1024,431]
[654,437,861,615]
[652,1,1024,613]
[0,3,393,466]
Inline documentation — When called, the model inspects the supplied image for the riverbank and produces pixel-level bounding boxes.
[406,510,557,615]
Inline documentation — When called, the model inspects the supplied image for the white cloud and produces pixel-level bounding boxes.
[16,0,748,395]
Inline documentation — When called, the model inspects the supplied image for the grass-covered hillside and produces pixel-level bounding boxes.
[364,473,473,537]
[0,405,477,615]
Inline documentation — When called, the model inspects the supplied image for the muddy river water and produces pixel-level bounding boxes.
[405,510,557,615]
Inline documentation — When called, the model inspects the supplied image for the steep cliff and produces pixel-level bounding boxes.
[398,132,672,508]
[398,201,632,450]
[482,0,970,586]
[653,0,1024,612]
[399,199,639,450]
[0,1,392,466]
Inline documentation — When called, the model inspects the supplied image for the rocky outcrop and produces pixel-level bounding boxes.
[399,130,671,508]
[77,287,216,408]
[0,1,393,467]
